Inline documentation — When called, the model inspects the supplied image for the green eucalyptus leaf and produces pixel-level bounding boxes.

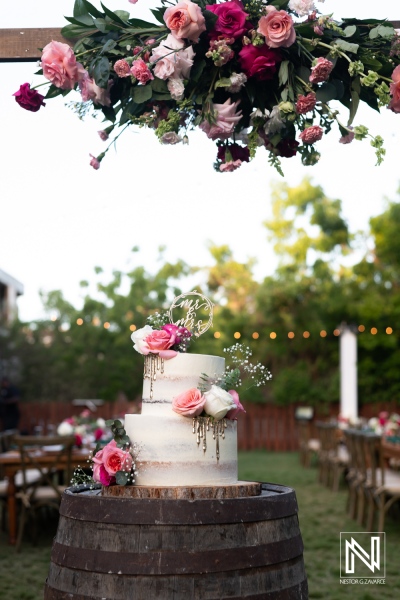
[93,18,107,33]
[61,23,97,38]
[65,15,94,27]
[315,82,338,103]
[114,11,130,23]
[296,65,311,84]
[152,92,172,100]
[132,84,153,104]
[377,25,395,38]
[105,419,115,427]
[369,26,379,40]
[102,39,117,53]
[151,77,169,93]
[343,25,357,38]
[334,39,359,54]
[92,56,110,87]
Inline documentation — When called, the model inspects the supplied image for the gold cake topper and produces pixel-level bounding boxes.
[168,291,214,337]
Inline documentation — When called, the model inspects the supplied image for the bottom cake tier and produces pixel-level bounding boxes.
[124,413,238,486]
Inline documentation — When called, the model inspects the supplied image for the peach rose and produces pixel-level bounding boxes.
[41,40,85,90]
[172,388,206,417]
[389,65,400,113]
[164,0,206,42]
[101,440,133,476]
[150,35,195,81]
[258,8,296,49]
[145,329,178,359]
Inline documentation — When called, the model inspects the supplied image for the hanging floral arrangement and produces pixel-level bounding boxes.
[13,0,400,173]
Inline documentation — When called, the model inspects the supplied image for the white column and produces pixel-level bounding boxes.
[340,326,358,420]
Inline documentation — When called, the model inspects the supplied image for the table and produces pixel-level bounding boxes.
[381,439,400,462]
[0,447,91,545]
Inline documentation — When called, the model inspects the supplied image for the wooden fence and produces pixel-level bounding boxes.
[17,399,399,452]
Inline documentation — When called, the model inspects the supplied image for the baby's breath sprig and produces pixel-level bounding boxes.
[224,343,272,389]
[70,465,98,490]
[146,311,170,329]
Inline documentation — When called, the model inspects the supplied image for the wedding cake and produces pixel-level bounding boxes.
[124,352,238,486]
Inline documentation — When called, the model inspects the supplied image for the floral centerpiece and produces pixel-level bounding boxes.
[57,409,109,447]
[368,411,400,438]
[13,0,400,173]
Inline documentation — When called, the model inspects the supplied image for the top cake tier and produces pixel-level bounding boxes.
[142,353,224,415]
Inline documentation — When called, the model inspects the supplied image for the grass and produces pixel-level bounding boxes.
[0,451,399,599]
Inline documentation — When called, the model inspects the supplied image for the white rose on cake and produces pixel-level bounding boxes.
[203,385,237,420]
[131,325,153,354]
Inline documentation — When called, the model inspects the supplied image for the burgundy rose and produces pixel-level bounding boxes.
[238,45,281,81]
[217,143,250,163]
[276,138,299,158]
[13,83,46,112]
[206,1,249,40]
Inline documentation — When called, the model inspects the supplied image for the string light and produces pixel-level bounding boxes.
[320,330,327,337]
[333,329,340,336]
[214,332,221,339]
[288,332,295,339]
[129,324,136,332]
[371,327,378,335]
[252,332,259,339]
[270,332,277,339]
[234,332,241,339]
[104,322,110,329]
[358,325,365,332]
[386,327,393,335]
[92,317,100,326]
[303,331,310,338]
[76,318,83,326]
[50,315,57,322]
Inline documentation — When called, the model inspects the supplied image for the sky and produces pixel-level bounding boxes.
[1,0,400,321]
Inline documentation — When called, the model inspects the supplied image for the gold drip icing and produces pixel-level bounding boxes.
[193,417,226,460]
[143,354,164,399]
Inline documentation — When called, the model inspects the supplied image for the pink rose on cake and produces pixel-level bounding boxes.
[225,390,246,420]
[172,388,206,417]
[203,385,237,420]
[131,325,177,358]
[92,440,133,486]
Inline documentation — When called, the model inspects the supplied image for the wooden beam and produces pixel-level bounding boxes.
[0,28,73,62]
[0,22,399,62]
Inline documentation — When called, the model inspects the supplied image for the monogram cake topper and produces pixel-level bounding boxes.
[168,291,214,338]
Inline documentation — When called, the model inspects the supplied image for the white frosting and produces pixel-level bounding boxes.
[125,353,238,486]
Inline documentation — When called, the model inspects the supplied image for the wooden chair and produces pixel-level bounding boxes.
[316,422,349,491]
[343,429,364,520]
[0,430,19,529]
[364,436,400,532]
[298,420,320,467]
[13,435,75,551]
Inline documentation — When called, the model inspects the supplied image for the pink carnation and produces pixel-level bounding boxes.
[295,92,317,114]
[389,64,400,113]
[164,0,206,42]
[130,58,154,84]
[41,40,85,90]
[219,160,242,172]
[172,388,206,417]
[200,99,242,141]
[258,7,296,49]
[299,125,323,144]
[114,59,131,77]
[309,57,334,84]
[89,154,100,170]
[339,128,355,144]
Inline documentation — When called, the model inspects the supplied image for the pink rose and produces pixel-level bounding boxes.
[150,35,195,80]
[200,99,242,140]
[164,0,206,42]
[13,83,46,112]
[258,8,296,49]
[130,58,154,84]
[225,390,246,420]
[80,74,112,106]
[389,64,400,113]
[114,59,131,77]
[101,439,133,476]
[41,40,85,90]
[238,44,281,81]
[299,125,323,144]
[206,1,249,40]
[172,388,206,417]
[144,329,178,359]
[309,57,334,84]
[295,92,317,114]
[93,463,115,486]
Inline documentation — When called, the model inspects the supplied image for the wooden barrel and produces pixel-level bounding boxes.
[44,482,308,600]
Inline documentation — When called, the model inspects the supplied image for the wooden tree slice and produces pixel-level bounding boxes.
[101,481,261,499]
